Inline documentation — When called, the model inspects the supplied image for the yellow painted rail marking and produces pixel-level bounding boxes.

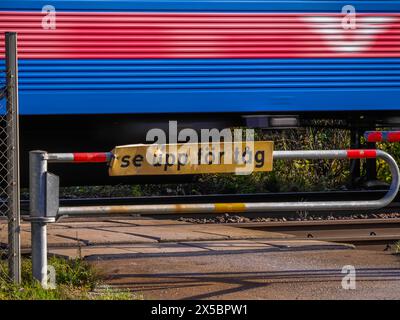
[214,203,246,213]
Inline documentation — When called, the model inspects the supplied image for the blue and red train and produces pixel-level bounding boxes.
[0,0,399,184]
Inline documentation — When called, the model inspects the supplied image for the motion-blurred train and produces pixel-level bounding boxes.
[0,0,399,185]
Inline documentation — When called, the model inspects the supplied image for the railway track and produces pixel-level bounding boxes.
[6,190,400,251]
[2,210,399,252]
[233,218,400,250]
[50,216,400,251]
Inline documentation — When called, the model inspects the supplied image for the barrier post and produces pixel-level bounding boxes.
[29,150,49,287]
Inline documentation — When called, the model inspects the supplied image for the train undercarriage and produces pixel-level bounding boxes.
[19,111,400,186]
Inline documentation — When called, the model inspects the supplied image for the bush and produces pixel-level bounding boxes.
[130,126,352,195]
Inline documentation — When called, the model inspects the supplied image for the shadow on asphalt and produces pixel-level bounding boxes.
[106,267,400,299]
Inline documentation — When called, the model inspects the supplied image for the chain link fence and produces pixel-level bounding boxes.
[0,66,6,258]
[0,63,10,219]
[0,32,21,283]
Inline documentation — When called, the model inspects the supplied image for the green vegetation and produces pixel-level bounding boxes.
[376,141,400,183]
[0,256,135,300]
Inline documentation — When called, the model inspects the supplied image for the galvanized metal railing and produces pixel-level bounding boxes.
[45,149,399,215]
[27,148,400,286]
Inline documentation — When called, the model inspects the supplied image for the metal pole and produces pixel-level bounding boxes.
[29,151,48,287]
[5,32,21,284]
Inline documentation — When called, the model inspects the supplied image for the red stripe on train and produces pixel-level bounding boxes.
[0,11,399,59]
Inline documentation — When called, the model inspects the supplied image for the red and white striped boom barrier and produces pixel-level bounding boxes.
[46,152,112,163]
[364,131,400,143]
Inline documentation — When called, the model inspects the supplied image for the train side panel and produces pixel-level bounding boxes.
[1,0,399,185]
[0,1,399,115]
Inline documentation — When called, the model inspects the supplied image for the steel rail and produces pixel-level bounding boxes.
[56,150,400,217]
[233,218,400,249]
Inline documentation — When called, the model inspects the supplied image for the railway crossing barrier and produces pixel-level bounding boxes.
[364,131,400,143]
[27,148,400,287]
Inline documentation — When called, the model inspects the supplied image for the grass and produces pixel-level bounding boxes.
[0,256,137,300]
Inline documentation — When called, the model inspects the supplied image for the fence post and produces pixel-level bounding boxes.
[29,151,48,287]
[5,32,21,284]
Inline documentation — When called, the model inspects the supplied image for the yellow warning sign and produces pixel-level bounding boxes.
[109,141,273,176]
